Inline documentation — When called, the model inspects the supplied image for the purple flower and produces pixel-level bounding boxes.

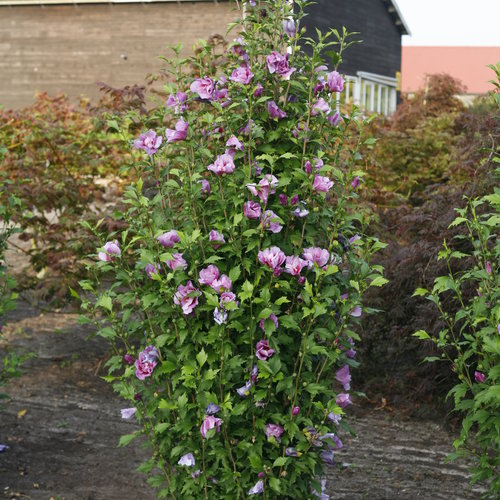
[320,450,335,466]
[336,393,351,408]
[211,274,232,293]
[304,160,313,174]
[205,403,221,415]
[0,445,9,453]
[225,135,244,156]
[209,230,225,246]
[292,406,300,416]
[350,306,362,318]
[292,121,310,139]
[246,177,278,204]
[311,97,331,116]
[248,480,264,495]
[145,263,160,279]
[191,469,201,479]
[200,415,222,439]
[166,253,187,271]
[133,129,163,155]
[290,194,299,205]
[261,210,283,233]
[244,200,262,219]
[213,307,228,325]
[135,345,159,380]
[351,176,360,188]
[328,111,341,127]
[285,255,308,276]
[259,313,279,332]
[199,179,210,196]
[349,234,361,244]
[320,433,343,449]
[165,118,188,143]
[157,230,180,249]
[315,158,324,171]
[267,100,287,119]
[303,247,330,269]
[208,154,235,175]
[236,380,252,397]
[230,65,254,85]
[238,119,254,135]
[266,51,296,80]
[258,247,286,271]
[312,478,330,500]
[283,18,298,38]
[279,194,288,206]
[254,83,264,97]
[98,240,121,262]
[265,423,284,441]
[475,371,486,383]
[335,365,351,391]
[199,265,220,286]
[292,204,309,218]
[498,324,500,336]
[220,291,238,309]
[178,453,195,466]
[174,281,201,315]
[166,91,187,114]
[190,76,215,100]
[121,407,137,419]
[327,71,345,92]
[327,412,342,425]
[486,261,492,274]
[251,364,259,383]
[313,175,334,193]
[285,447,301,457]
[256,339,275,360]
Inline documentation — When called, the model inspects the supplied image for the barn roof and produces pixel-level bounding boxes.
[383,0,410,35]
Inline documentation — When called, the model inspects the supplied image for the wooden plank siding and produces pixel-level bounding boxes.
[301,0,403,80]
[0,2,237,108]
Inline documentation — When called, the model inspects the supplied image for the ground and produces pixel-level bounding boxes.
[0,296,488,500]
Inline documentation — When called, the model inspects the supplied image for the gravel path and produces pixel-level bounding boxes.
[0,299,487,499]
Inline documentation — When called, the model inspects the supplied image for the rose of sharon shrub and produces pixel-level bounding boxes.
[79,1,386,497]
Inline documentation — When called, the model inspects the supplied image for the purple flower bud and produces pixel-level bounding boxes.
[124,354,134,365]
[134,393,142,401]
[351,176,360,188]
[304,161,313,174]
[279,194,288,206]
[253,83,264,97]
[283,19,297,38]
[486,261,492,274]
[475,371,486,383]
[290,195,299,205]
[258,472,265,478]
[292,406,300,416]
[298,276,306,285]
[201,179,211,195]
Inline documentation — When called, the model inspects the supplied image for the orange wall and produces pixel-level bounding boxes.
[402,46,500,94]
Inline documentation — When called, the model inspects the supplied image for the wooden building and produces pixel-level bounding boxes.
[301,0,409,115]
[0,0,409,113]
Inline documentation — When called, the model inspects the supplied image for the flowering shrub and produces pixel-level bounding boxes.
[413,65,500,493]
[79,1,385,497]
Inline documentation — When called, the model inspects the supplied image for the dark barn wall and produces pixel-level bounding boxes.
[301,0,402,78]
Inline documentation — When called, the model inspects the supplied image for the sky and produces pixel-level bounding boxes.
[395,0,500,46]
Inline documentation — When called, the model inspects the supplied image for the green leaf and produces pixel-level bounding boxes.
[196,349,208,368]
[155,422,169,434]
[275,297,290,306]
[273,457,287,467]
[96,295,113,312]
[369,276,388,287]
[413,330,431,340]
[233,213,243,227]
[258,308,274,320]
[97,326,116,339]
[269,478,281,493]
[118,433,138,447]
[412,288,429,297]
[229,265,241,283]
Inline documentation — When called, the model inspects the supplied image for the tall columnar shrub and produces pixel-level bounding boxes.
[79,1,385,497]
